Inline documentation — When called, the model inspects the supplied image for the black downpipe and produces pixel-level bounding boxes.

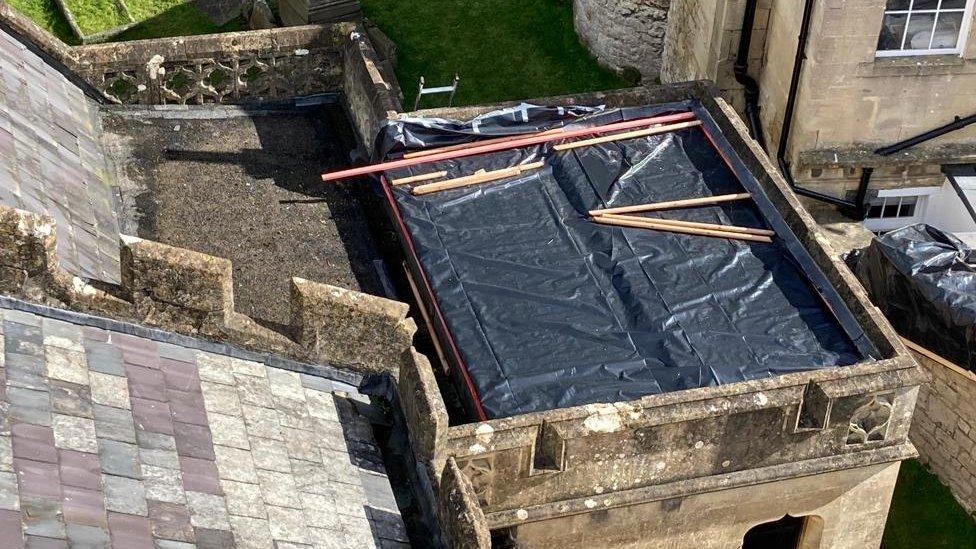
[733,0,767,150]
[945,169,976,225]
[876,112,976,156]
[775,0,869,217]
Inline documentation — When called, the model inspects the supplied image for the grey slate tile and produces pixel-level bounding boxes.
[65,523,110,548]
[97,440,141,479]
[92,404,136,444]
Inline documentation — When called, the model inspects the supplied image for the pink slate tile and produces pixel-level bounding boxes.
[61,485,107,527]
[59,450,101,491]
[0,509,25,549]
[107,512,152,549]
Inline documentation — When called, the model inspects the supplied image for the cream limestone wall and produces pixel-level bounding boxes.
[779,0,976,160]
[509,461,902,548]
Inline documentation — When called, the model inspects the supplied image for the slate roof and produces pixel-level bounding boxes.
[0,305,407,548]
[0,28,121,283]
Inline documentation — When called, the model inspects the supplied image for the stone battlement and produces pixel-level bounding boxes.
[0,204,415,375]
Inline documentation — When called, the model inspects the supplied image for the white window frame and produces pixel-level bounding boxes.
[863,189,930,232]
[875,0,976,57]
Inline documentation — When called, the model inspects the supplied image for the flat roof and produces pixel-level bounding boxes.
[377,101,875,420]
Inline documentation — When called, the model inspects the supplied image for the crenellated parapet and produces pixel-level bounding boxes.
[0,203,416,375]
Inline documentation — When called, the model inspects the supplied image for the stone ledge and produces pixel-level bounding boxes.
[0,203,414,375]
[437,457,492,549]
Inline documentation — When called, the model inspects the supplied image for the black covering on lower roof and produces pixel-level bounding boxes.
[378,101,869,420]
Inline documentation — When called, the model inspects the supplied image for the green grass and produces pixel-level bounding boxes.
[7,0,77,43]
[62,0,128,35]
[114,3,244,41]
[360,0,630,108]
[7,0,243,43]
[883,459,976,548]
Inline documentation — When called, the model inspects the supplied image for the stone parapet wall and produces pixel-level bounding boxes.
[0,203,416,375]
[908,347,976,514]
[71,24,344,105]
[341,27,401,147]
[573,0,671,80]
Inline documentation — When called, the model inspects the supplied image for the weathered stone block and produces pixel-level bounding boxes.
[438,457,491,549]
[121,235,234,334]
[398,348,448,461]
[290,277,415,373]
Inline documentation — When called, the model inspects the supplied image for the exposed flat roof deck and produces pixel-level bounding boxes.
[376,102,875,420]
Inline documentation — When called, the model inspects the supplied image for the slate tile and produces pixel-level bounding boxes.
[49,381,92,419]
[88,373,129,410]
[125,366,166,402]
[106,512,152,549]
[155,343,196,364]
[166,390,207,426]
[193,527,235,549]
[81,327,109,343]
[299,374,333,393]
[228,514,273,549]
[235,375,274,408]
[195,354,235,385]
[267,369,304,401]
[51,414,97,454]
[92,404,136,444]
[65,523,110,549]
[147,500,194,543]
[84,343,124,376]
[249,437,290,473]
[208,413,248,450]
[276,398,314,432]
[173,422,215,460]
[201,382,242,417]
[97,440,141,479]
[5,352,47,390]
[213,445,257,484]
[0,469,19,510]
[61,485,106,527]
[141,464,184,504]
[256,469,301,509]
[7,386,52,426]
[12,422,58,463]
[59,450,101,491]
[305,390,338,422]
[102,475,147,516]
[159,359,200,393]
[155,540,195,549]
[306,527,346,549]
[130,398,174,436]
[241,405,282,441]
[0,508,25,549]
[185,491,231,530]
[178,456,221,495]
[229,358,264,378]
[44,346,88,386]
[220,479,265,519]
[21,495,65,538]
[283,428,321,463]
[24,535,68,548]
[266,505,308,544]
[113,334,159,370]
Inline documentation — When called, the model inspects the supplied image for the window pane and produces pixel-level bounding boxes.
[913,0,940,9]
[942,0,968,9]
[905,13,937,49]
[868,205,884,218]
[883,202,900,217]
[878,14,909,50]
[899,201,917,217]
[886,0,911,9]
[932,12,964,48]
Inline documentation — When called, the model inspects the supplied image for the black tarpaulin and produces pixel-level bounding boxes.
[849,224,976,371]
[376,101,871,420]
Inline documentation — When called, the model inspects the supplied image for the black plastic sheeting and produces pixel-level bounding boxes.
[377,101,873,420]
[849,224,976,371]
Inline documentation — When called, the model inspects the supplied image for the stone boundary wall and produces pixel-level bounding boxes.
[0,203,416,375]
[71,24,345,105]
[908,347,976,514]
[573,0,671,81]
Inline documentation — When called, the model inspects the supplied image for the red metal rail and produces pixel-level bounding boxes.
[321,111,697,182]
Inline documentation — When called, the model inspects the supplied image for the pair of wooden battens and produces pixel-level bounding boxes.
[590,193,775,243]
[390,119,703,195]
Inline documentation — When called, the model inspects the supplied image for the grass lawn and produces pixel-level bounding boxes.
[360,0,631,108]
[7,0,243,43]
[883,459,976,548]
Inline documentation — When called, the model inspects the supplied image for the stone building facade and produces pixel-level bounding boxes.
[659,0,976,214]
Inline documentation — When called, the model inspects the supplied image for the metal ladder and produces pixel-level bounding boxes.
[413,74,460,111]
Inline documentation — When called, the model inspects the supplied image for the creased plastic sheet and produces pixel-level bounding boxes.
[849,224,976,370]
[377,102,864,419]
